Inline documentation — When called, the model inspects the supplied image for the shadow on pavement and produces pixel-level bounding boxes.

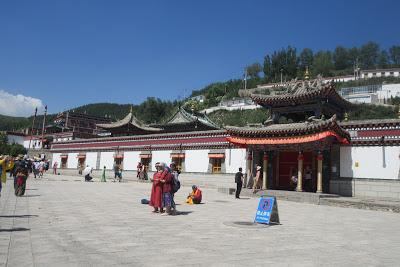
[23,195,41,197]
[0,215,38,218]
[0,227,30,232]
[25,189,38,191]
[173,211,193,216]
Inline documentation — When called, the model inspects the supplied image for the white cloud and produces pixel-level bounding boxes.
[0,90,44,117]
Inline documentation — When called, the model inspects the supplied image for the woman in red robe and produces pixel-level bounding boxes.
[149,162,168,213]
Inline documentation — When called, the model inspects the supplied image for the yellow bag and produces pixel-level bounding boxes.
[186,197,193,205]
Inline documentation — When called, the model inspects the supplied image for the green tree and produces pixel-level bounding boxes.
[9,144,26,157]
[360,42,379,69]
[312,51,334,76]
[333,46,350,70]
[263,55,272,82]
[298,48,313,73]
[389,45,400,66]
[378,50,389,68]
[246,62,262,79]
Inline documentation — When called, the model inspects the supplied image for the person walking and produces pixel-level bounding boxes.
[53,161,58,175]
[170,162,181,214]
[235,167,244,199]
[100,166,107,182]
[252,165,262,193]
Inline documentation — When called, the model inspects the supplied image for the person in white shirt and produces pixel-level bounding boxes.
[83,165,93,182]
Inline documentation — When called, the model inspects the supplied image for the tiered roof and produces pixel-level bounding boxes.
[226,78,351,148]
[97,112,162,136]
[153,107,220,132]
[97,107,219,137]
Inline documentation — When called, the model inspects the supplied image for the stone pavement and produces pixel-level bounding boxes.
[1,176,400,266]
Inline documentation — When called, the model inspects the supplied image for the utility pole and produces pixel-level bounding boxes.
[28,107,38,150]
[41,105,47,149]
[280,68,283,84]
[244,69,247,90]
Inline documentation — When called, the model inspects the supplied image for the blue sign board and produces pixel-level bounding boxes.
[254,197,275,224]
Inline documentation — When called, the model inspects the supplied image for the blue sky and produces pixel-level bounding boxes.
[1,0,400,116]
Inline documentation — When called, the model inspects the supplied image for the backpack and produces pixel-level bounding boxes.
[172,172,181,193]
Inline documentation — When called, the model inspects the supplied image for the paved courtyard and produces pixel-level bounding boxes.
[1,176,400,266]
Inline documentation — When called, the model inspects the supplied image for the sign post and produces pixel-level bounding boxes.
[254,196,279,225]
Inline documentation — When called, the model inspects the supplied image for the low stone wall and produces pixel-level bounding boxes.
[330,178,400,199]
[54,169,235,189]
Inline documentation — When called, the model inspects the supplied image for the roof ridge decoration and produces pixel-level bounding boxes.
[164,107,220,129]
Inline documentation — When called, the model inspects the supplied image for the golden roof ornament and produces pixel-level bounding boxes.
[304,66,310,80]
[344,112,349,121]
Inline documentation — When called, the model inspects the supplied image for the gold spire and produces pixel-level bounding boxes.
[344,112,349,121]
[304,66,310,80]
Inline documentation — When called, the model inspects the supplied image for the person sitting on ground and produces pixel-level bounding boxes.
[186,185,202,204]
[83,165,93,182]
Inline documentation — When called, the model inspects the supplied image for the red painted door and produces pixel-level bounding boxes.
[277,151,312,190]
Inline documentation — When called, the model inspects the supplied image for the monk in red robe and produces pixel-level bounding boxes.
[149,162,169,213]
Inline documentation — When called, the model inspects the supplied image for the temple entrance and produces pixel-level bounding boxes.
[61,156,67,169]
[275,151,313,191]
[141,158,151,172]
[171,157,184,172]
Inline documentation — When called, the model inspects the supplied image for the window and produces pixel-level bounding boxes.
[211,158,222,173]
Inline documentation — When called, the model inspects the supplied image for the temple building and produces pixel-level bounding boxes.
[226,77,352,193]
[51,108,243,174]
[49,78,400,199]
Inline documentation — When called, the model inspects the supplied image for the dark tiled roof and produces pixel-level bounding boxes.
[153,107,220,130]
[251,83,352,109]
[96,112,162,132]
[226,115,350,140]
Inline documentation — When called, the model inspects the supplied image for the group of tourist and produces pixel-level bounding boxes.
[149,162,180,215]
[0,154,48,197]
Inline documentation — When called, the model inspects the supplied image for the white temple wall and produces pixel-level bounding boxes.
[67,153,79,169]
[340,146,400,179]
[185,150,210,173]
[151,150,172,171]
[100,152,114,170]
[86,152,97,169]
[52,153,61,168]
[225,148,247,174]
[124,151,141,170]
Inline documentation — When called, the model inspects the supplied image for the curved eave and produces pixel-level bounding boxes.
[226,130,350,146]
[225,116,350,141]
[251,86,353,110]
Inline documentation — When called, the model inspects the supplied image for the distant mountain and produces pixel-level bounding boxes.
[0,114,30,131]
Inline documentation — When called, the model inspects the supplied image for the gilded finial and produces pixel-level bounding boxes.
[304,66,310,80]
[344,112,349,121]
